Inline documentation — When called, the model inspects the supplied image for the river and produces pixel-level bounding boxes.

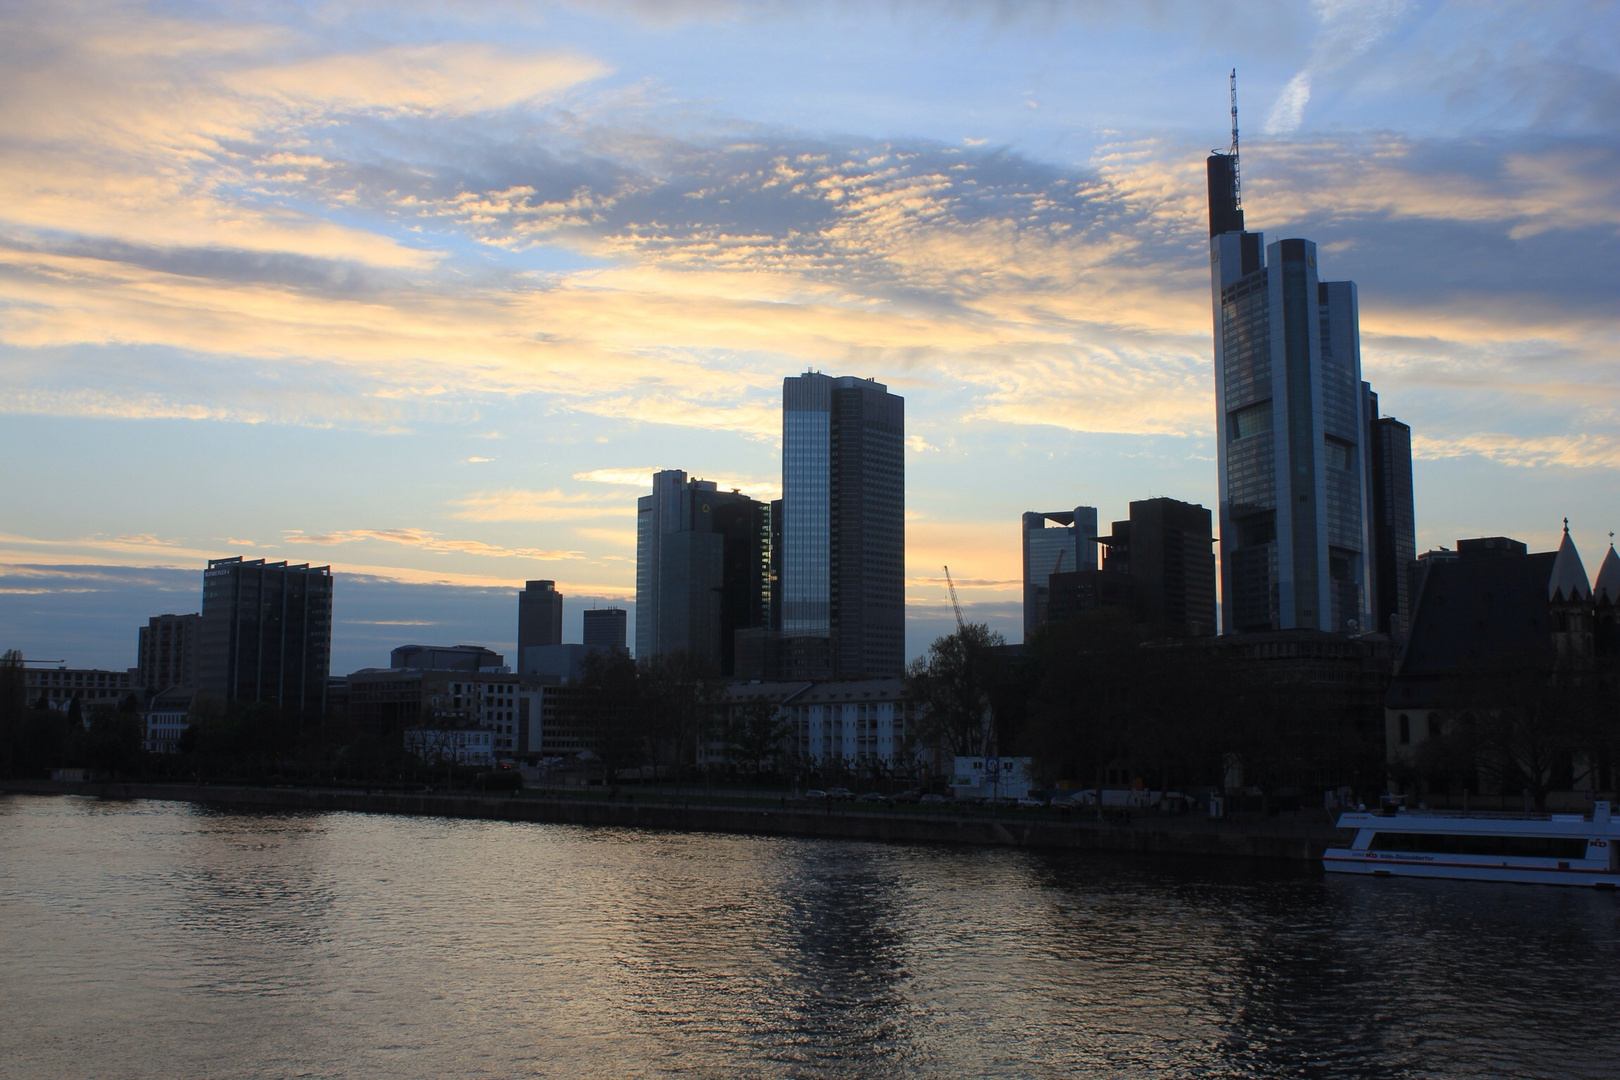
[3,794,1616,1078]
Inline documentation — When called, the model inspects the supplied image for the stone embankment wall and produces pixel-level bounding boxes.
[1,781,1341,863]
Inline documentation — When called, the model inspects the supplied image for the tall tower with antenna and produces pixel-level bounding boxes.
[1207,72,1377,636]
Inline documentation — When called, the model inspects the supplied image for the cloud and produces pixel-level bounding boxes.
[285,527,586,560]
[235,45,608,116]
[1265,0,1410,134]
[448,489,628,523]
[1412,432,1620,470]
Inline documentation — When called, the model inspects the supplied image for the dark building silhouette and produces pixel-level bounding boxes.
[137,612,200,693]
[1387,526,1602,785]
[198,557,332,712]
[391,644,503,672]
[1045,569,1140,626]
[1365,386,1417,637]
[635,469,768,675]
[1022,508,1098,641]
[582,607,628,652]
[781,372,905,679]
[1098,498,1218,637]
[517,580,563,660]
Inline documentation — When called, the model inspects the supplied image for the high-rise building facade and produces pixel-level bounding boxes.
[1208,147,1374,635]
[635,470,768,675]
[1364,386,1417,637]
[517,580,564,659]
[198,557,333,712]
[137,612,200,693]
[1097,498,1218,637]
[1021,508,1098,642]
[781,373,905,679]
[582,607,628,652]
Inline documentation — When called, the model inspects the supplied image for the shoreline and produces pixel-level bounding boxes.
[0,779,1342,863]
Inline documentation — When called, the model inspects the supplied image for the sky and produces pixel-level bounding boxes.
[3,0,1619,675]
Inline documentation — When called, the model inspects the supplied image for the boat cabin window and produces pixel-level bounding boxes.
[1368,832,1588,860]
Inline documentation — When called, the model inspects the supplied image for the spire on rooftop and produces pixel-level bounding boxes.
[1594,533,1620,606]
[1549,519,1592,602]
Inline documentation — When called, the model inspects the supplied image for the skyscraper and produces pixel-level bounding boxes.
[1021,508,1098,641]
[1208,132,1374,635]
[1364,386,1417,637]
[781,372,905,679]
[137,612,200,693]
[635,470,768,674]
[198,557,332,711]
[582,607,628,652]
[1097,498,1218,637]
[517,580,564,660]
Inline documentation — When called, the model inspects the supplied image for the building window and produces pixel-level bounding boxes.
[1398,714,1410,745]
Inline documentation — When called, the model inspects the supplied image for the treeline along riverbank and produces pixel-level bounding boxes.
[1,780,1340,862]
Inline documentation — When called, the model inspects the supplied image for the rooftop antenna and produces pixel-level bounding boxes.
[1229,68,1241,207]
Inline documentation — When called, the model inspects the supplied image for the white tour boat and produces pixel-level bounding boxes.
[1324,801,1620,887]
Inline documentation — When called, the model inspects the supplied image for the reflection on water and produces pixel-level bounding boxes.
[3,795,1617,1079]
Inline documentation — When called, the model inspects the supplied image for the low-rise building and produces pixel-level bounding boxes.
[403,726,495,766]
[715,678,917,776]
[348,665,523,755]
[145,689,193,753]
[23,666,136,712]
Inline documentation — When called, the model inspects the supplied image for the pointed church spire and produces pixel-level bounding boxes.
[1550,519,1592,602]
[1594,534,1620,606]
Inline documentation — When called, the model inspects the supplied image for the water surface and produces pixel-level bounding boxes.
[3,794,1616,1078]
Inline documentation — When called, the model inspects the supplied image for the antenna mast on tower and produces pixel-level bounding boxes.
[1229,68,1241,207]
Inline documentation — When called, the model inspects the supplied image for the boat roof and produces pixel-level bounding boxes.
[1337,811,1619,836]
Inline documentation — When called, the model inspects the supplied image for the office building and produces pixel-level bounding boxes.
[582,607,628,652]
[198,557,332,712]
[517,580,564,660]
[1365,386,1417,637]
[636,470,769,674]
[1045,570,1140,626]
[22,666,136,712]
[391,644,504,672]
[1208,134,1374,635]
[137,613,200,694]
[348,665,522,754]
[781,372,905,679]
[1022,508,1098,641]
[1097,498,1217,637]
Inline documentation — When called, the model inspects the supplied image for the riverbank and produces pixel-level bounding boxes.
[0,779,1342,862]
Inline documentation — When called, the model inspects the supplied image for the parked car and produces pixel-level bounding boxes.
[919,793,950,806]
[804,789,829,800]
[825,787,856,801]
[1016,796,1047,808]
[858,791,887,803]
[891,788,924,804]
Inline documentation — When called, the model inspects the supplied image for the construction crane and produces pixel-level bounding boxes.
[943,564,965,633]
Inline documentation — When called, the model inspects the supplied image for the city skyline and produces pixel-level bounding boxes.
[3,1,1618,673]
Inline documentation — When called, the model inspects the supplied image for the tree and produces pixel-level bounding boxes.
[726,701,791,778]
[906,623,1006,760]
[85,705,144,777]
[637,650,720,780]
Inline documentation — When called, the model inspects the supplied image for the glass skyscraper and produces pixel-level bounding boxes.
[198,557,332,712]
[635,469,769,674]
[781,373,905,679]
[1208,151,1374,634]
[1021,508,1098,642]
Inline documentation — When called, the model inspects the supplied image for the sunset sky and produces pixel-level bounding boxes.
[3,0,1618,674]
